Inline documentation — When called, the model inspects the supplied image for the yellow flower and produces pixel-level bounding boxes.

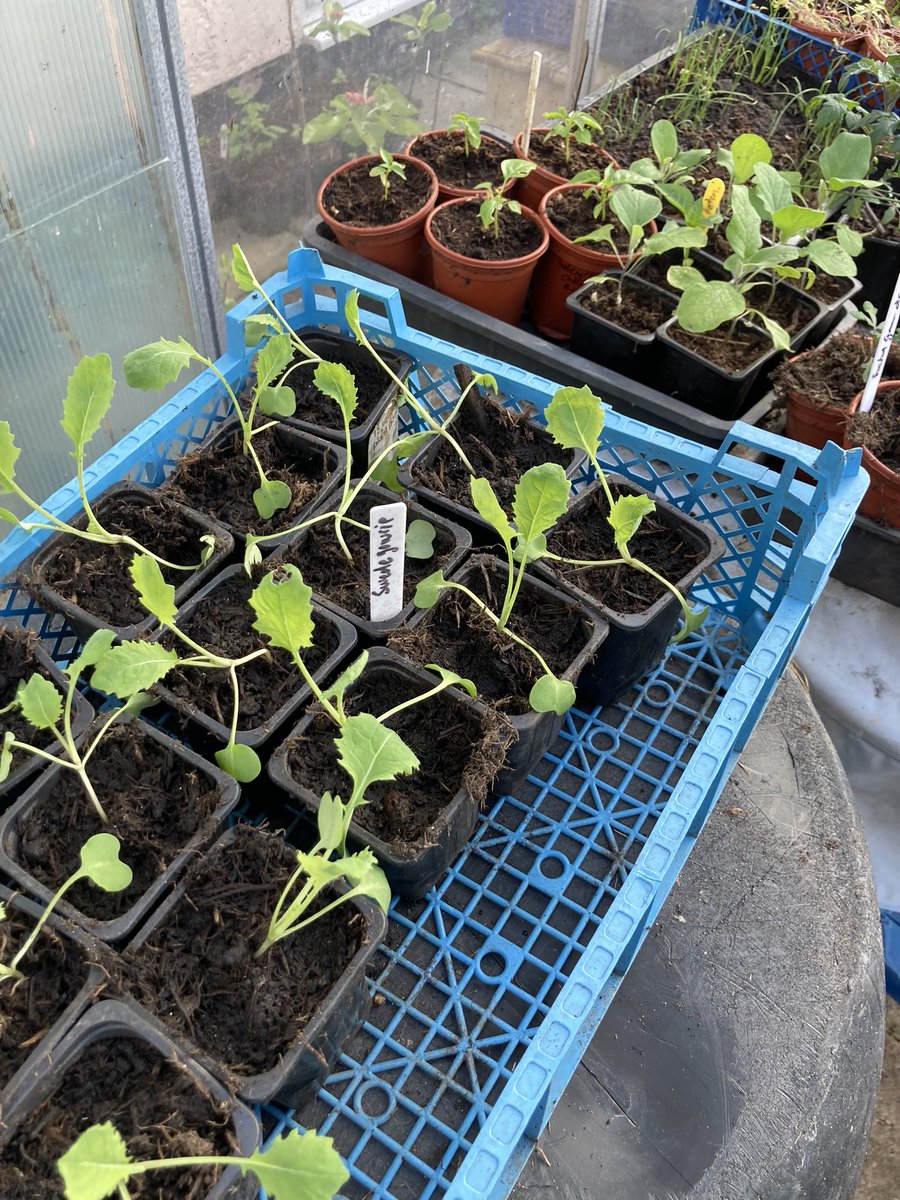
[702,179,725,218]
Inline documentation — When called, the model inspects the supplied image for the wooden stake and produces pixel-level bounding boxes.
[521,51,543,158]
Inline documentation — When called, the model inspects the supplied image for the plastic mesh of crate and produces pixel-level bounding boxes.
[0,247,867,1200]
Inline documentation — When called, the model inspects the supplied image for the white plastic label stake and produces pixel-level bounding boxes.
[860,268,900,413]
[369,502,407,623]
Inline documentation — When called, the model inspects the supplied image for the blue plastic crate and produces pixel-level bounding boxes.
[0,247,867,1200]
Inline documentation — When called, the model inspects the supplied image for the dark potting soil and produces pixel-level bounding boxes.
[578,277,673,333]
[389,558,592,717]
[30,493,216,629]
[524,131,612,181]
[12,722,223,922]
[276,493,455,620]
[0,909,98,1090]
[411,131,509,190]
[163,423,336,538]
[0,1034,238,1199]
[159,569,339,731]
[125,824,365,1078]
[283,667,508,848]
[772,334,900,409]
[546,484,707,614]
[321,157,433,228]
[544,187,630,248]
[634,247,682,291]
[429,201,543,260]
[847,383,900,471]
[280,333,402,430]
[414,397,570,511]
[667,321,772,373]
[749,279,818,335]
[807,271,856,305]
[0,630,61,779]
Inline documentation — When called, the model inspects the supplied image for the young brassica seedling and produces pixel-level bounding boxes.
[414,462,578,716]
[0,833,131,983]
[0,355,216,570]
[628,119,710,189]
[370,148,406,201]
[475,159,536,240]
[0,629,168,823]
[58,1122,348,1200]
[542,385,710,642]
[449,111,482,157]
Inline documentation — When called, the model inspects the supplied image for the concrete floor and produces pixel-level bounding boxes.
[856,998,899,1200]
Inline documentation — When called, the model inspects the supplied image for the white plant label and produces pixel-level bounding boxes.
[369,402,399,464]
[860,268,900,414]
[369,502,407,623]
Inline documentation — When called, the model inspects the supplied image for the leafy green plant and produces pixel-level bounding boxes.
[0,834,131,983]
[449,111,483,156]
[217,88,294,162]
[307,0,370,43]
[542,108,603,166]
[370,148,406,202]
[390,0,452,50]
[475,159,536,239]
[0,355,216,571]
[624,119,710,188]
[414,463,578,716]
[301,81,421,155]
[58,1122,348,1200]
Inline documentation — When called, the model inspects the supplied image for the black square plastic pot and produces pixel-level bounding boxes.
[267,648,507,899]
[656,317,782,420]
[0,999,260,1200]
[857,229,900,319]
[273,482,472,641]
[281,327,415,474]
[538,478,727,707]
[803,275,862,346]
[25,483,234,643]
[0,716,241,945]
[0,887,107,1118]
[150,563,358,757]
[126,824,387,1108]
[396,554,609,793]
[567,275,675,384]
[0,628,94,811]
[164,416,347,549]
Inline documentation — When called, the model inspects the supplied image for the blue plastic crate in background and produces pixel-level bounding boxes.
[0,248,867,1200]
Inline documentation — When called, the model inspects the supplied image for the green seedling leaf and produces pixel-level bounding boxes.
[68,629,117,683]
[79,833,133,892]
[338,713,419,796]
[608,493,656,557]
[257,385,297,417]
[344,289,363,341]
[805,238,857,278]
[243,1127,350,1200]
[529,673,576,716]
[58,1120,131,1200]
[512,463,570,561]
[470,477,514,550]
[414,569,450,609]
[749,162,793,219]
[130,554,177,626]
[609,184,661,233]
[666,263,706,291]
[60,354,115,454]
[643,225,707,255]
[243,537,263,573]
[730,133,771,184]
[215,742,262,782]
[253,477,293,519]
[675,281,745,333]
[674,604,709,644]
[424,664,477,697]
[818,132,873,192]
[835,223,863,257]
[0,732,14,784]
[89,641,179,699]
[317,791,344,855]
[123,337,196,391]
[14,674,63,731]
[199,533,217,565]
[255,333,293,390]
[322,651,369,709]
[341,849,391,914]
[232,243,257,291]
[651,118,678,164]
[405,519,436,560]
[250,564,315,653]
[0,506,18,524]
[771,203,826,240]
[726,184,762,259]
[0,422,21,491]
[243,313,282,348]
[314,361,359,426]
[751,311,792,351]
[544,384,604,460]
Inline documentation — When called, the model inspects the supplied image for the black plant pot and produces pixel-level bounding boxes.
[282,328,415,475]
[857,228,900,319]
[0,999,260,1199]
[567,275,675,384]
[655,317,782,420]
[273,482,472,641]
[0,716,241,945]
[0,627,94,810]
[394,553,609,792]
[126,824,388,1108]
[267,648,508,899]
[803,275,862,346]
[539,478,727,706]
[25,483,234,643]
[150,563,358,757]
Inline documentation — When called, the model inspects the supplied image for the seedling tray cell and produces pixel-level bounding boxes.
[0,247,866,1200]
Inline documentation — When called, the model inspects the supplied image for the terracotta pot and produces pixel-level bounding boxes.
[316,154,439,281]
[531,182,657,341]
[406,129,514,203]
[512,129,615,215]
[424,197,549,324]
[845,382,900,527]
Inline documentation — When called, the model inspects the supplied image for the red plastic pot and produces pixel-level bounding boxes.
[316,154,439,281]
[531,182,656,341]
[406,129,514,203]
[512,129,615,213]
[845,382,900,527]
[424,197,549,324]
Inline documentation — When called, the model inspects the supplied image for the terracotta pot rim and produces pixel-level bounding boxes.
[512,128,614,175]
[317,154,439,238]
[848,378,900,416]
[424,197,550,268]
[407,128,510,153]
[539,181,657,253]
[406,130,516,198]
